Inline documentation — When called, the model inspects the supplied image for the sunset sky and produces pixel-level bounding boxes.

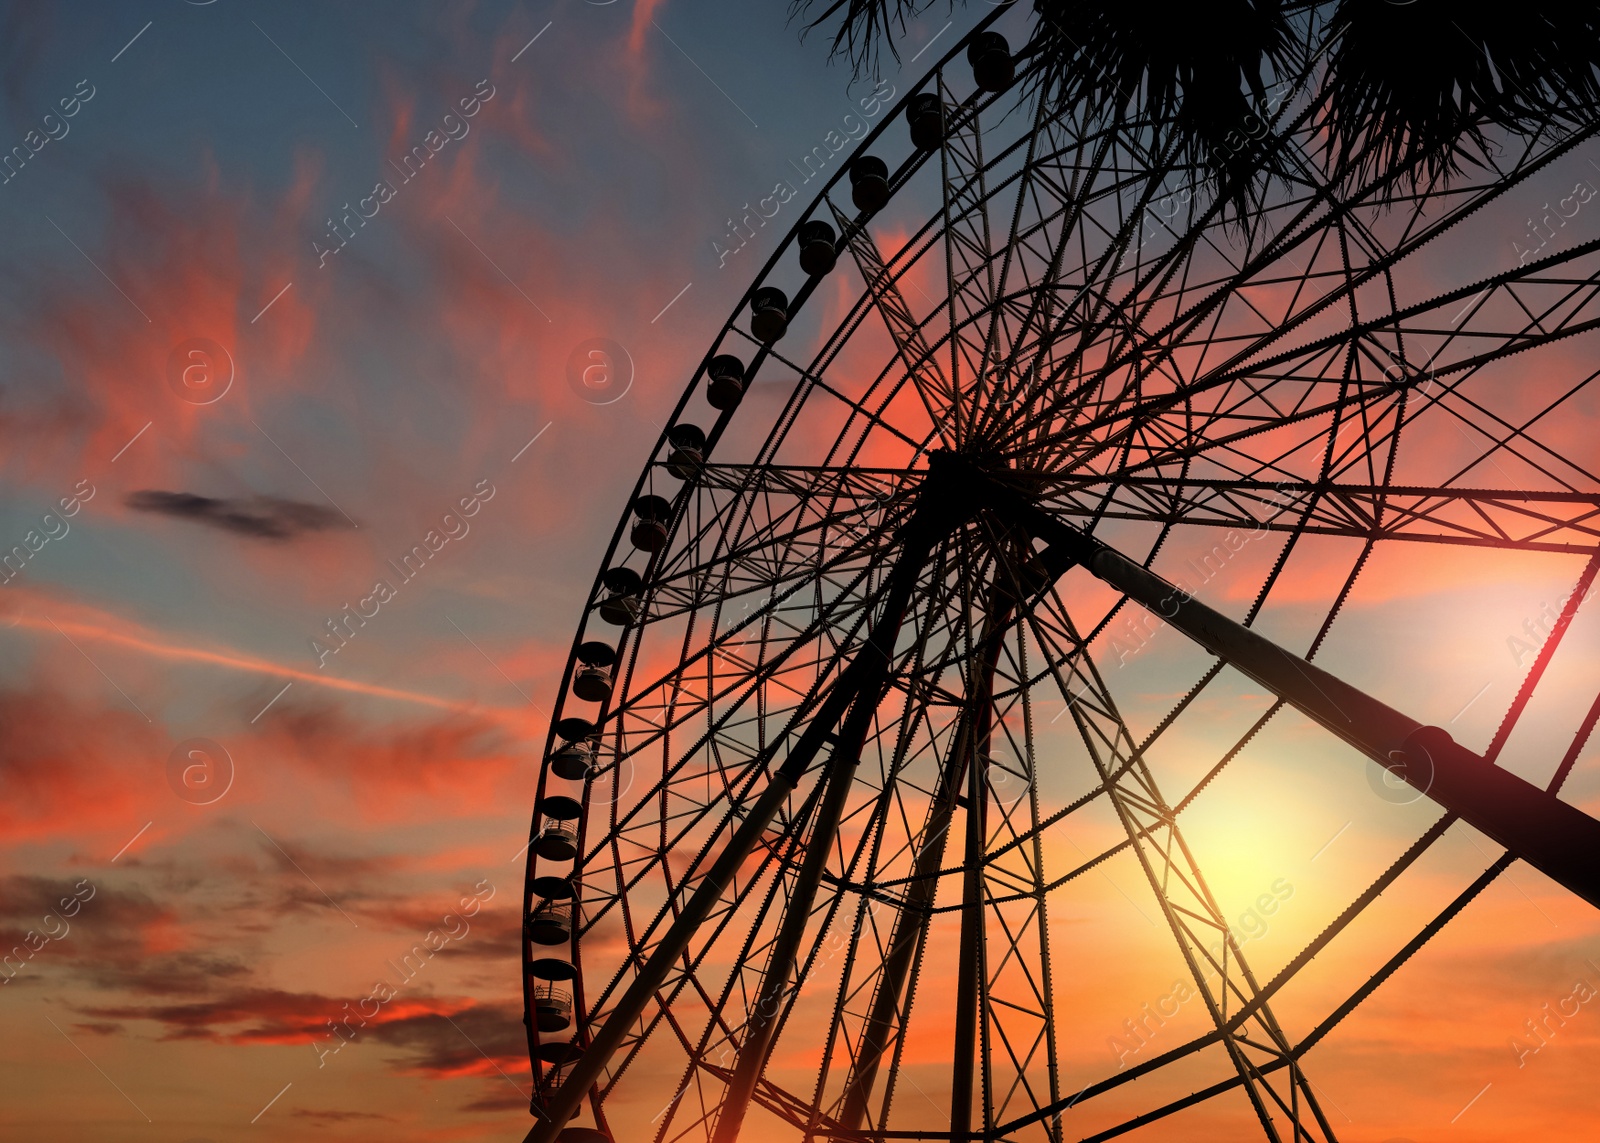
[1,3,1598,1143]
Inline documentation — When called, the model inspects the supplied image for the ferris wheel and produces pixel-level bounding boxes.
[518,12,1600,1143]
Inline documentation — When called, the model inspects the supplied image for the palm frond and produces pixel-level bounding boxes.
[790,0,948,75]
[787,1,1600,212]
[1027,1,1304,217]
[1320,0,1600,187]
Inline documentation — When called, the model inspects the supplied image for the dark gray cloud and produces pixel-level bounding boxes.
[364,1002,528,1079]
[291,1109,394,1123]
[124,491,354,540]
[461,1086,531,1114]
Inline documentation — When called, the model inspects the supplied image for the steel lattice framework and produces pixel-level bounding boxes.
[517,10,1600,1143]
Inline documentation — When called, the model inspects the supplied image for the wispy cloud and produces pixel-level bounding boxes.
[125,490,357,540]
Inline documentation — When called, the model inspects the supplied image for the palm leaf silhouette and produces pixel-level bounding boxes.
[792,1,1600,204]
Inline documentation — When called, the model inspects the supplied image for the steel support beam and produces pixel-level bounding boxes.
[523,468,970,1143]
[962,458,1600,911]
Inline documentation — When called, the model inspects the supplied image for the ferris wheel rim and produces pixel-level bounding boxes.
[521,13,1600,1143]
